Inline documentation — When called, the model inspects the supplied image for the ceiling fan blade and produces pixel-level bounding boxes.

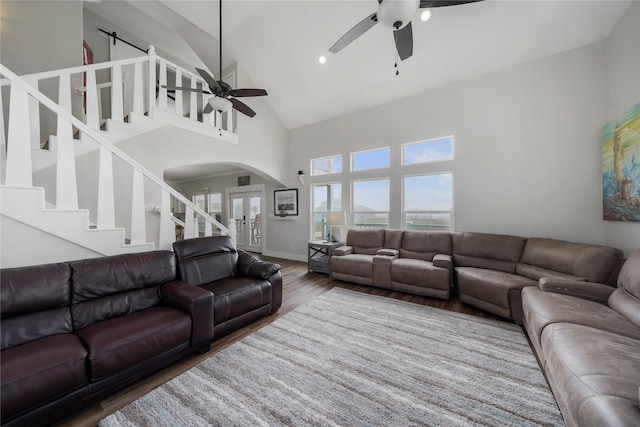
[329,12,378,53]
[203,103,214,114]
[393,22,413,61]
[162,85,212,95]
[229,88,268,97]
[419,0,483,8]
[195,68,222,93]
[230,97,256,118]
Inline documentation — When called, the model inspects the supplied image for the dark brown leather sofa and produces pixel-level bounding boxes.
[173,235,282,338]
[1,250,214,427]
[1,237,282,427]
[522,249,640,426]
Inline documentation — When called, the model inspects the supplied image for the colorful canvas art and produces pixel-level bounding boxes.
[602,102,640,222]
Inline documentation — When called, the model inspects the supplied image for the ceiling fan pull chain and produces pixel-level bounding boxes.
[394,50,400,76]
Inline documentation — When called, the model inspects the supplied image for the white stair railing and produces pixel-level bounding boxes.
[0,63,231,250]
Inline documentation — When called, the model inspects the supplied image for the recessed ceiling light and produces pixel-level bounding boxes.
[318,55,327,64]
[421,10,431,22]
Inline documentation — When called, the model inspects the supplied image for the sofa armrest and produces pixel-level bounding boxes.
[333,246,353,256]
[161,281,214,346]
[433,253,452,272]
[538,278,615,304]
[237,251,281,279]
[376,248,399,257]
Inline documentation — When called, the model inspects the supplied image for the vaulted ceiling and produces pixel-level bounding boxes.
[85,0,632,131]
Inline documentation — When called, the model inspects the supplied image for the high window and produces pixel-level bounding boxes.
[311,155,342,176]
[402,137,453,165]
[352,179,390,229]
[403,173,453,231]
[312,182,342,240]
[352,147,390,171]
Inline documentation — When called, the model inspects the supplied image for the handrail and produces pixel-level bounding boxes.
[0,64,230,237]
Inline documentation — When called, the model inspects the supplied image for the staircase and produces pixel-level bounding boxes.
[0,47,235,268]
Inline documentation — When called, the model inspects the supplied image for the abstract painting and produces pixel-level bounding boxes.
[602,102,640,221]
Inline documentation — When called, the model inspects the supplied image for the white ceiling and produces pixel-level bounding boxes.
[85,0,632,131]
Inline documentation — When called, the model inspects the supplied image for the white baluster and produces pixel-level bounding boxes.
[0,85,6,172]
[85,69,100,129]
[158,189,174,250]
[204,219,213,237]
[133,61,143,115]
[24,78,41,149]
[184,205,195,239]
[130,169,146,244]
[5,83,33,186]
[228,109,234,133]
[158,60,167,111]
[96,146,115,229]
[147,46,156,118]
[174,68,183,116]
[56,74,78,209]
[111,63,124,122]
[189,77,197,121]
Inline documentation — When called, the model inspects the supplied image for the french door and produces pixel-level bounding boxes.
[229,191,262,252]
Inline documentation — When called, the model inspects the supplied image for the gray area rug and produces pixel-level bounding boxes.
[100,288,564,426]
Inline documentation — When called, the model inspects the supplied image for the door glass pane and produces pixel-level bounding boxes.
[231,197,244,243]
[249,195,261,248]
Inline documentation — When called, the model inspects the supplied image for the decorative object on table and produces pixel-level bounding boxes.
[602,101,640,222]
[274,189,298,216]
[327,211,346,242]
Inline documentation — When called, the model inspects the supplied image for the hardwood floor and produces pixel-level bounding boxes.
[54,256,507,427]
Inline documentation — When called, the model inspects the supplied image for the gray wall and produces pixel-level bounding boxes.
[283,5,640,259]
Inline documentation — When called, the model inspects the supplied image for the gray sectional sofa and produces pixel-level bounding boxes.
[330,228,639,426]
[522,249,640,426]
[330,229,453,299]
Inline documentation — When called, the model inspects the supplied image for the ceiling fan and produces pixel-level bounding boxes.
[329,0,484,61]
[163,0,267,118]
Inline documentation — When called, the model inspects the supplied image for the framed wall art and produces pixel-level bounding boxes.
[602,101,640,222]
[274,189,298,217]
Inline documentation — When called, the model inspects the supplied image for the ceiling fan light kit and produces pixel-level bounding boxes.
[329,0,483,63]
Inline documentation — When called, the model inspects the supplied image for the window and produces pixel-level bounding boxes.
[402,137,453,165]
[312,183,342,240]
[352,147,390,171]
[311,155,342,176]
[192,192,223,236]
[403,173,453,231]
[352,179,389,229]
[208,193,222,222]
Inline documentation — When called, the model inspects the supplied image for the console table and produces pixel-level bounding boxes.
[307,240,344,274]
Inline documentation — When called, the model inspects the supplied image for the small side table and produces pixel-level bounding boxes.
[308,240,344,274]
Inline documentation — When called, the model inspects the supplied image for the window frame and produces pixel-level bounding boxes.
[311,181,343,240]
[351,147,391,172]
[311,154,342,176]
[402,136,454,166]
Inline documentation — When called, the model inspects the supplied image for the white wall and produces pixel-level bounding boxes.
[602,1,640,256]
[286,42,618,259]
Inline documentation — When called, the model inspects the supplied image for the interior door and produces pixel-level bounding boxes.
[229,191,261,252]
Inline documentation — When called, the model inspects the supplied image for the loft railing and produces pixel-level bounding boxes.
[0,63,231,249]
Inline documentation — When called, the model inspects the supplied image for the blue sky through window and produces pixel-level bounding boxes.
[352,148,390,171]
[353,179,389,211]
[403,137,453,165]
[404,173,452,211]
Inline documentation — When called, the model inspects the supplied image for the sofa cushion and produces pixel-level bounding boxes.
[70,251,177,330]
[390,258,450,291]
[456,267,536,310]
[345,229,385,255]
[519,238,623,284]
[202,277,272,325]
[1,263,73,350]
[173,236,239,285]
[1,334,88,421]
[399,231,451,261]
[515,263,585,282]
[76,307,190,381]
[618,249,640,299]
[522,287,640,366]
[452,232,527,273]
[330,254,374,278]
[383,229,403,250]
[542,323,640,427]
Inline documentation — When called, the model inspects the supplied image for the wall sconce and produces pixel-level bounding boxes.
[327,211,346,242]
[298,170,306,185]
